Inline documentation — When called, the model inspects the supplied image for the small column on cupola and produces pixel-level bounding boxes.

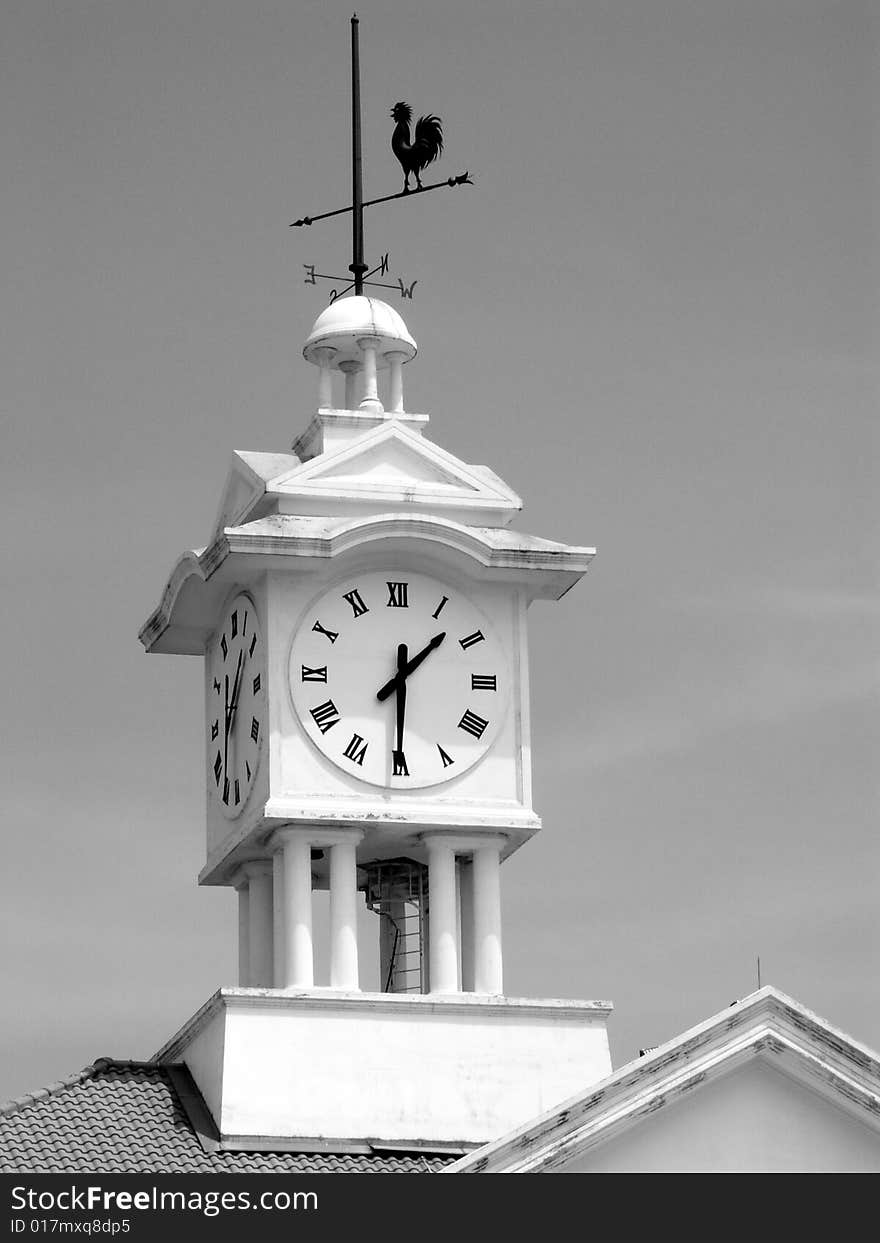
[302,295,417,415]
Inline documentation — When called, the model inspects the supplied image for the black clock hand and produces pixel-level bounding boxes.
[223,673,230,777]
[376,632,446,702]
[394,643,407,757]
[228,649,245,726]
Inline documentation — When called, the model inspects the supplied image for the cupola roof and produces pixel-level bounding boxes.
[303,295,417,371]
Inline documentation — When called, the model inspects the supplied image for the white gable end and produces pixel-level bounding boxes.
[562,1059,880,1174]
[314,439,469,488]
[267,421,522,526]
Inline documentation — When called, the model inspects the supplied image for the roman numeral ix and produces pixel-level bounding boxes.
[301,665,328,683]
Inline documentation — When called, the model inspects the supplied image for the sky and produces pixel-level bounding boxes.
[0,0,876,1104]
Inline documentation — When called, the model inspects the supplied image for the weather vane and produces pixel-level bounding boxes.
[291,14,473,303]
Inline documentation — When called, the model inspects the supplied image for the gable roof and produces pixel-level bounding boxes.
[210,422,523,534]
[445,987,880,1173]
[0,1060,453,1174]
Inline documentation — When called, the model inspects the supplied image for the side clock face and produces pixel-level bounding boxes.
[207,593,266,818]
[289,570,509,789]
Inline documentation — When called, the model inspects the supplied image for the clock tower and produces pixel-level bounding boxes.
[140,295,612,1150]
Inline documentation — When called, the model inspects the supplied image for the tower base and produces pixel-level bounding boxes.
[153,989,613,1149]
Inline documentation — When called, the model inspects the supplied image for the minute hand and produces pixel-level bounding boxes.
[376,632,446,701]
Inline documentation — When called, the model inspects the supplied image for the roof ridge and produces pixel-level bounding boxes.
[0,1057,175,1117]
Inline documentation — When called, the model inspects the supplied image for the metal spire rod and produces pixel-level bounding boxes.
[290,172,473,229]
[349,15,366,295]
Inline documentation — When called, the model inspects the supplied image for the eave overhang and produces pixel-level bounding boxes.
[139,512,596,655]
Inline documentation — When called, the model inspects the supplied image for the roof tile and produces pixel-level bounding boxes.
[0,1061,453,1174]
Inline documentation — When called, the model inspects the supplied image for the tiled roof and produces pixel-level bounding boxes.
[0,1060,454,1174]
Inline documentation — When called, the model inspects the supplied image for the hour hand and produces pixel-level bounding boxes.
[376,631,446,701]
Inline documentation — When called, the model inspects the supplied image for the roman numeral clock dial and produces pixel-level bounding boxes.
[207,593,266,819]
[289,571,510,789]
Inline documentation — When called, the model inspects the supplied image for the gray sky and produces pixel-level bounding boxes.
[1,0,876,1103]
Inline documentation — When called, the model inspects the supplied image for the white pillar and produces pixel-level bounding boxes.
[339,360,360,410]
[426,839,458,993]
[458,860,475,992]
[279,833,314,989]
[272,852,285,987]
[236,880,250,987]
[385,350,407,413]
[473,845,503,995]
[244,862,274,988]
[313,346,337,410]
[357,336,384,413]
[329,840,360,990]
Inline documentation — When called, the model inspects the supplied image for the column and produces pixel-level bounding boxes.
[339,360,361,410]
[272,853,285,987]
[329,839,360,990]
[244,861,274,988]
[385,350,407,413]
[357,336,383,414]
[236,879,250,987]
[312,346,337,410]
[279,832,314,989]
[473,844,503,995]
[426,838,458,993]
[458,859,475,993]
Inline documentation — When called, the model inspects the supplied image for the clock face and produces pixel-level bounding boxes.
[207,592,266,818]
[289,570,509,789]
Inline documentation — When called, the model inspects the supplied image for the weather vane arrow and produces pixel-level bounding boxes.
[290,14,474,301]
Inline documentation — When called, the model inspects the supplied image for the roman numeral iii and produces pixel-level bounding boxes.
[471,674,497,691]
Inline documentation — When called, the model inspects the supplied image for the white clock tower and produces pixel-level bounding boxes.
[140,295,613,1151]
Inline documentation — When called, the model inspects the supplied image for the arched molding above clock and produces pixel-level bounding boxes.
[140,513,595,656]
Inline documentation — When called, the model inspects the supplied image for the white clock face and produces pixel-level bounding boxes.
[289,570,509,789]
[207,593,266,818]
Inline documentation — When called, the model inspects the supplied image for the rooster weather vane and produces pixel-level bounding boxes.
[291,14,473,303]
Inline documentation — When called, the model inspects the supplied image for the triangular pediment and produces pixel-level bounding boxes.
[266,421,521,526]
[313,438,472,488]
[446,988,880,1173]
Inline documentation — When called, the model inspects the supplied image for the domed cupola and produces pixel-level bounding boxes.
[303,295,417,414]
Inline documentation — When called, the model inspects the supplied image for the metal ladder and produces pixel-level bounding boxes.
[363,858,429,994]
